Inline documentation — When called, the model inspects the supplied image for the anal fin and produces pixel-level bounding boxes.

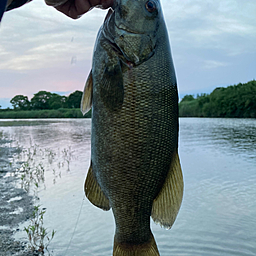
[151,151,184,229]
[84,163,110,211]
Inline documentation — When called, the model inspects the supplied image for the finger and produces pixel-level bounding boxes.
[55,0,91,19]
[100,0,113,9]
[55,2,71,17]
[74,0,92,15]
[54,0,114,19]
[45,0,68,7]
[90,0,101,7]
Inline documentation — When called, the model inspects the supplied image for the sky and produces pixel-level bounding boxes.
[0,0,255,108]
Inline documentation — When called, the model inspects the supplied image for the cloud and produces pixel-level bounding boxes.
[0,0,256,105]
[203,60,229,69]
[0,0,105,71]
[163,0,256,55]
[160,0,256,94]
[0,0,106,102]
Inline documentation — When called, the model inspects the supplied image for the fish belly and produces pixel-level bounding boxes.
[91,44,178,244]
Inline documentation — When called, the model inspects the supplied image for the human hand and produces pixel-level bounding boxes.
[45,0,114,19]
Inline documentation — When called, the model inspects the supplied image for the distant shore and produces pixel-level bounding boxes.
[0,108,91,119]
[179,80,256,118]
[2,80,255,119]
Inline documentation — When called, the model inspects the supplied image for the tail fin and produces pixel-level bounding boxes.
[113,233,160,256]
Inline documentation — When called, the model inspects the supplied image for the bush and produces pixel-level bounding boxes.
[0,109,91,119]
[179,80,256,118]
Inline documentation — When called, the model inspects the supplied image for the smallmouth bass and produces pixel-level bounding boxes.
[81,0,183,255]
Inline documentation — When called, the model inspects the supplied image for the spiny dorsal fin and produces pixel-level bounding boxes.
[84,163,110,211]
[81,70,93,115]
[151,151,184,229]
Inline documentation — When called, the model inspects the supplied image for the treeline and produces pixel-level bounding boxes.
[8,90,83,110]
[0,108,91,119]
[179,80,256,118]
[0,90,92,119]
[1,80,255,119]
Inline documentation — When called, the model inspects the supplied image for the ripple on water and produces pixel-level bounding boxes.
[156,228,256,256]
[3,118,255,256]
[7,196,22,203]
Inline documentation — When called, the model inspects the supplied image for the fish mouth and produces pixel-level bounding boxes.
[115,22,145,35]
[103,9,155,66]
[107,24,155,66]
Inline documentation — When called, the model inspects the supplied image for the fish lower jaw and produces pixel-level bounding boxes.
[115,22,144,35]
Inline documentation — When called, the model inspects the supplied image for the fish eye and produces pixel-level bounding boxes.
[145,0,156,13]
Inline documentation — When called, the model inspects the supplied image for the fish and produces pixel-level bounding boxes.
[81,0,183,255]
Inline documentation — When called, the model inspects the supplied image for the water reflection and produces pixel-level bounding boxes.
[0,118,255,256]
[178,118,256,256]
[180,118,256,159]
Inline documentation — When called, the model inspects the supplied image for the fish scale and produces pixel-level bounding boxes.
[81,0,183,255]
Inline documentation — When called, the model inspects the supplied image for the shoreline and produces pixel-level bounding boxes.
[0,139,36,256]
[0,108,91,119]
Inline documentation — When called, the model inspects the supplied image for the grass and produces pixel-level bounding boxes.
[0,108,91,119]
[17,143,75,254]
[24,205,56,255]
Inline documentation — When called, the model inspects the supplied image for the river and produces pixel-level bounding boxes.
[0,118,255,256]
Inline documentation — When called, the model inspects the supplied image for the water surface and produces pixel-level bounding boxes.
[0,118,255,256]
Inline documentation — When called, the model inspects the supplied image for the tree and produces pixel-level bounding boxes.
[180,94,195,103]
[30,91,54,110]
[179,80,256,118]
[10,95,30,110]
[66,90,83,108]
[48,94,67,109]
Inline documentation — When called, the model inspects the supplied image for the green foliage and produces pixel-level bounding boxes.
[66,90,83,108]
[179,80,256,118]
[5,80,255,118]
[7,90,84,116]
[0,108,91,119]
[24,205,56,254]
[179,99,199,117]
[180,94,195,103]
[30,91,56,110]
[10,95,30,110]
[48,94,67,110]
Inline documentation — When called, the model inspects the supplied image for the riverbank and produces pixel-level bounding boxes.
[179,80,256,118]
[0,108,91,119]
[0,137,36,255]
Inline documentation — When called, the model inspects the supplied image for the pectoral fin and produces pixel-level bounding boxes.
[84,163,110,211]
[151,151,184,229]
[81,70,93,115]
[100,62,124,111]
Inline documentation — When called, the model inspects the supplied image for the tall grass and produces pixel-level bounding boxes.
[0,108,91,119]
